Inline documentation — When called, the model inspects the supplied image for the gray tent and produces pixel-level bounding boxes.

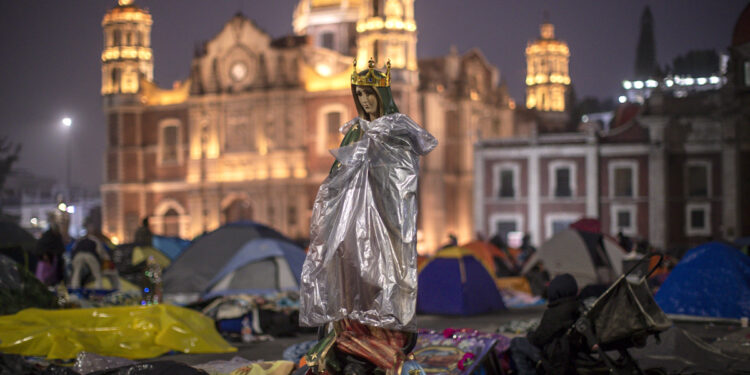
[162,221,289,304]
[522,229,627,286]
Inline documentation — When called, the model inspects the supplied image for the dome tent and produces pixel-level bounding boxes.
[417,247,505,315]
[203,238,306,299]
[655,242,750,319]
[163,221,290,303]
[522,228,627,287]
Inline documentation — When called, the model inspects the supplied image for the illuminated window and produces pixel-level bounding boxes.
[113,30,121,45]
[745,61,750,87]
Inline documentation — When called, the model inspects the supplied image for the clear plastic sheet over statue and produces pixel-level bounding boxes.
[300,62,437,333]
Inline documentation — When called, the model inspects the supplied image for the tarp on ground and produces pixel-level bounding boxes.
[655,241,750,319]
[0,304,236,360]
[417,247,506,315]
[151,235,191,260]
[203,238,306,298]
[521,228,627,286]
[163,221,290,299]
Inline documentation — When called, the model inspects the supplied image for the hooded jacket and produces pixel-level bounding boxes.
[528,273,581,348]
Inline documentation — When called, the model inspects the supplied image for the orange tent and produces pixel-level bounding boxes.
[462,240,514,276]
[462,241,531,294]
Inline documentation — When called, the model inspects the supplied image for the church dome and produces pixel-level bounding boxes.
[732,3,750,47]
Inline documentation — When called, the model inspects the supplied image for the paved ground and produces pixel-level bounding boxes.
[149,306,546,366]
[147,306,750,374]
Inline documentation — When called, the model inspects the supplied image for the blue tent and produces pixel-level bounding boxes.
[202,238,306,299]
[151,235,191,260]
[417,247,506,315]
[655,242,750,319]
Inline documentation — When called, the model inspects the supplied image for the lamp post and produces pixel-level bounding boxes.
[62,117,72,202]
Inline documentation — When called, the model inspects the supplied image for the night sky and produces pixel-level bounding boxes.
[0,0,745,189]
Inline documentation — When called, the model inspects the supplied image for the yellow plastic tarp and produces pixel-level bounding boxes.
[0,304,236,360]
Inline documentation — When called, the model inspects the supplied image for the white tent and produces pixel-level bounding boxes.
[522,229,627,286]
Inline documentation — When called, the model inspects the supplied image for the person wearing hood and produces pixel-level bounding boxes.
[510,273,581,375]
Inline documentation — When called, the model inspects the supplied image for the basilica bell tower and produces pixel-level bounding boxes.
[101,0,153,98]
[525,15,570,112]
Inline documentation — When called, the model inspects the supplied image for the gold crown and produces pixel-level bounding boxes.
[351,58,391,87]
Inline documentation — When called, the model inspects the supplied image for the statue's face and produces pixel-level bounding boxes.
[355,86,379,118]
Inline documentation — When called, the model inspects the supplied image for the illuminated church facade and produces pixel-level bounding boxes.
[100,0,515,252]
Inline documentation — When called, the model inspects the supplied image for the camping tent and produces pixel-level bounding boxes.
[163,221,289,302]
[203,238,306,299]
[521,228,627,287]
[152,235,191,260]
[655,242,750,319]
[462,240,517,277]
[417,247,506,315]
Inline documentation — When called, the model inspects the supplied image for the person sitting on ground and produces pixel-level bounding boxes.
[510,273,581,375]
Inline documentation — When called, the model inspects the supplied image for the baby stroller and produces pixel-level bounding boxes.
[569,253,672,375]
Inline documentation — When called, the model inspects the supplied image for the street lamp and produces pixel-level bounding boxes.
[62,117,72,202]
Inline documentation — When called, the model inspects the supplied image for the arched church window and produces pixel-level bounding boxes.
[159,119,182,165]
[223,199,253,224]
[163,208,180,237]
[161,125,178,163]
